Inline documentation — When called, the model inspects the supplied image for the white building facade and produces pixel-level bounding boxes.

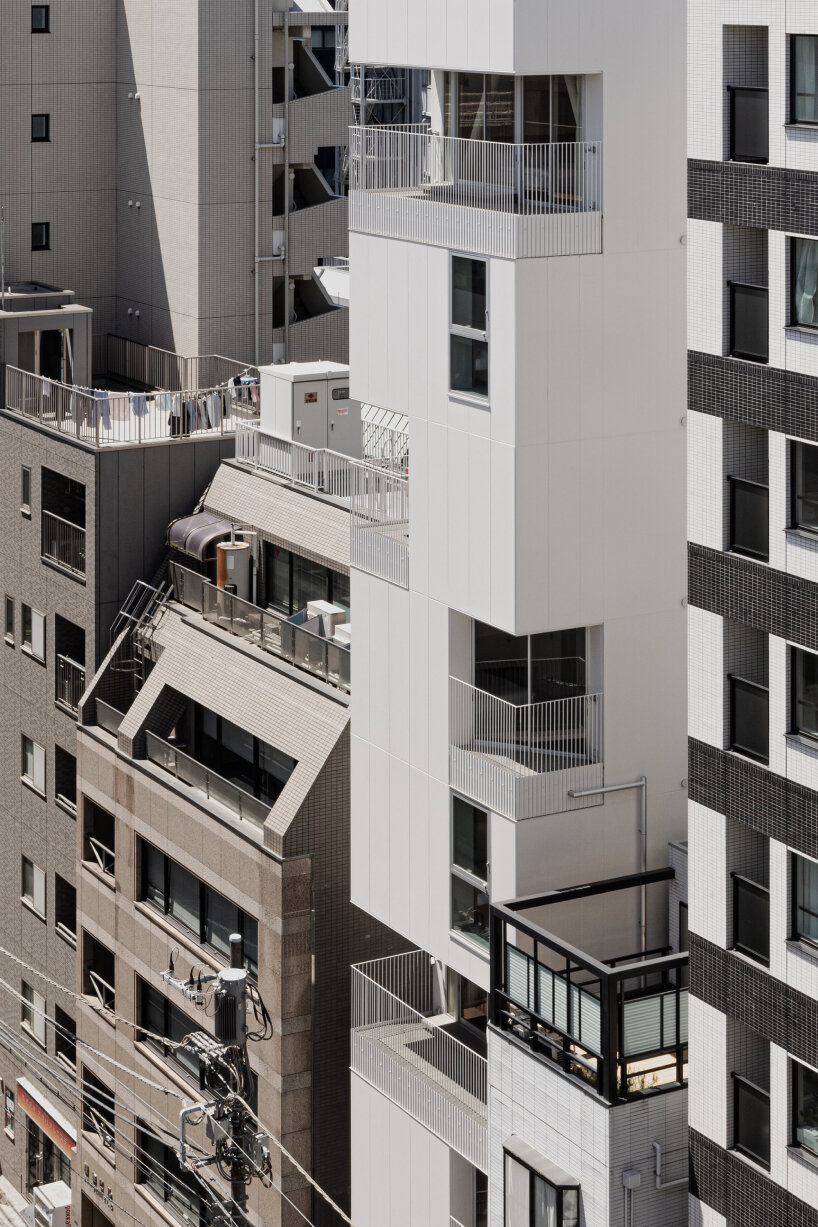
[688,4,818,1225]
[346,4,688,1226]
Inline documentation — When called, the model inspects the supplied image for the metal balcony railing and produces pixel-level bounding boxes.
[169,562,351,692]
[105,335,254,392]
[55,654,86,714]
[145,731,271,827]
[86,835,115,877]
[350,126,603,258]
[449,678,603,820]
[87,969,115,1013]
[235,421,407,490]
[351,951,487,1171]
[42,510,86,577]
[349,467,409,588]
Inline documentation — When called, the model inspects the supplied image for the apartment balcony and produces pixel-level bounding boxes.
[169,562,351,692]
[55,654,87,715]
[350,467,409,588]
[449,678,603,821]
[145,731,272,828]
[42,510,86,578]
[351,951,488,1171]
[491,870,689,1103]
[349,125,603,259]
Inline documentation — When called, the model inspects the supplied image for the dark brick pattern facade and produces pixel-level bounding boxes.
[689,158,818,236]
[689,350,818,443]
[689,737,818,863]
[689,542,818,654]
[691,933,818,1070]
[690,1128,818,1227]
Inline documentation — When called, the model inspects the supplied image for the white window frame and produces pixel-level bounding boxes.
[21,981,47,1047]
[22,735,46,795]
[21,605,45,662]
[450,253,489,401]
[21,857,46,918]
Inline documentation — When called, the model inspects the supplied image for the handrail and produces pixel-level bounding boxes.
[56,653,86,713]
[42,509,86,576]
[88,969,115,1011]
[145,730,271,826]
[87,835,115,875]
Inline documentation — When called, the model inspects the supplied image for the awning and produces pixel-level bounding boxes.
[167,512,233,559]
[17,1078,76,1155]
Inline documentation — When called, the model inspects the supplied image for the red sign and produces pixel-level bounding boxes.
[17,1083,75,1156]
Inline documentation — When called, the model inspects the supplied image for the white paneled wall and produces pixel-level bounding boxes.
[688,221,724,356]
[688,410,724,549]
[688,802,728,948]
[689,606,725,748]
[688,998,728,1147]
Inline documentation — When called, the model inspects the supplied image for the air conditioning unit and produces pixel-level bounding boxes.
[33,1181,71,1227]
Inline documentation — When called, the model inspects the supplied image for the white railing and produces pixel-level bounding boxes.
[87,969,115,1012]
[55,654,86,714]
[361,419,409,471]
[86,836,115,877]
[350,467,409,588]
[351,951,487,1171]
[6,366,258,447]
[42,510,86,576]
[449,678,604,821]
[349,126,603,259]
[236,420,408,489]
[105,335,254,391]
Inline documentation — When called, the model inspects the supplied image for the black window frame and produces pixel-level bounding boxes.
[791,851,818,949]
[137,977,204,1088]
[81,1067,115,1151]
[727,474,769,561]
[728,673,769,765]
[728,280,769,364]
[31,222,50,251]
[791,35,818,126]
[791,645,818,742]
[727,84,769,165]
[136,1120,213,1226]
[792,440,818,534]
[451,794,489,950]
[732,1072,771,1169]
[791,236,818,332]
[503,1149,579,1227]
[264,542,349,617]
[792,1057,818,1158]
[21,465,31,514]
[732,872,770,967]
[450,254,489,400]
[4,597,14,644]
[31,114,50,142]
[31,5,49,32]
[137,839,258,978]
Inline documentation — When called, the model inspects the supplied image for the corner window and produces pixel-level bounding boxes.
[31,222,49,251]
[794,1059,818,1156]
[31,5,49,32]
[451,256,488,398]
[451,796,489,949]
[21,736,45,794]
[792,441,818,533]
[793,853,818,946]
[31,114,49,142]
[21,465,31,514]
[505,1152,579,1227]
[792,647,818,740]
[21,858,46,917]
[791,237,818,328]
[21,982,46,1047]
[4,597,14,644]
[21,605,45,662]
[792,35,818,124]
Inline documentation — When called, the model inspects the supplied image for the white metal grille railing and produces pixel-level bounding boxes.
[449,678,604,820]
[87,969,115,1012]
[41,510,86,577]
[350,126,603,259]
[86,835,115,877]
[55,654,86,714]
[349,467,409,588]
[351,952,487,1172]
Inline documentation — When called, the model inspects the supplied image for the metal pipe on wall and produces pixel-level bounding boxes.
[253,0,260,365]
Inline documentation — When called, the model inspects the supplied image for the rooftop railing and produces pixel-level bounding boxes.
[350,125,603,259]
[145,730,271,827]
[491,869,689,1103]
[5,366,259,447]
[168,562,351,692]
[351,950,487,1171]
[449,677,603,820]
[105,335,254,392]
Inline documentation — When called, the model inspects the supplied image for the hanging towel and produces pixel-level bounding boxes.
[95,389,111,432]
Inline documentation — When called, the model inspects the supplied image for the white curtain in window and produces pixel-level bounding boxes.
[795,239,818,326]
[505,1157,530,1227]
[533,1177,557,1227]
[797,37,818,122]
[798,856,818,942]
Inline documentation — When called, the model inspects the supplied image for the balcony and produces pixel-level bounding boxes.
[351,951,487,1171]
[55,654,86,715]
[350,467,409,588]
[729,282,768,363]
[42,510,85,578]
[728,476,769,562]
[728,86,769,164]
[491,870,688,1103]
[349,126,603,260]
[169,562,351,692]
[732,874,770,966]
[729,674,769,764]
[733,1074,770,1169]
[145,730,271,828]
[449,678,603,821]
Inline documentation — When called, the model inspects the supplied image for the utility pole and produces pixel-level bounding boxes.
[223,935,249,1224]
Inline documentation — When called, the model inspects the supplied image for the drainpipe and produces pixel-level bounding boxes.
[568,777,648,957]
[652,1141,688,1191]
[284,11,291,363]
[179,1104,201,1170]
[253,0,260,365]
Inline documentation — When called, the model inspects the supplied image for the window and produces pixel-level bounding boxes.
[83,801,115,877]
[792,35,818,124]
[792,441,818,533]
[21,736,45,794]
[265,544,350,616]
[792,647,818,740]
[31,223,50,251]
[138,979,203,1085]
[83,935,115,1013]
[475,622,586,704]
[21,982,46,1047]
[82,1069,115,1150]
[137,1120,213,1226]
[4,1087,14,1139]
[794,1059,818,1156]
[732,873,769,966]
[791,237,818,329]
[54,1006,76,1071]
[451,797,489,949]
[31,114,49,142]
[22,605,45,661]
[139,840,259,978]
[451,257,488,398]
[22,858,46,917]
[55,875,76,945]
[733,1073,771,1168]
[5,597,14,644]
[31,5,49,32]
[55,745,77,815]
[21,466,31,514]
[793,853,818,946]
[504,1151,579,1227]
[194,705,295,809]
